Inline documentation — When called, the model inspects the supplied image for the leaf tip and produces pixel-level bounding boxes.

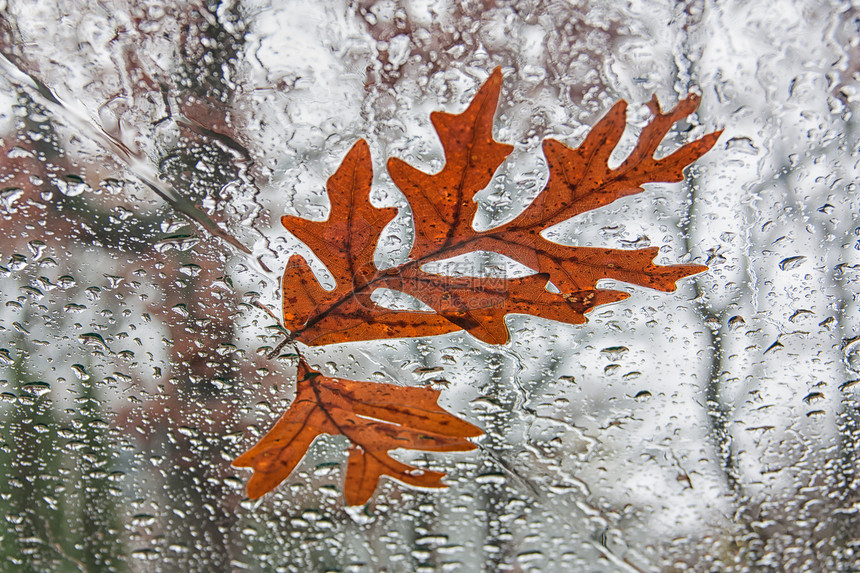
[344,138,371,163]
[646,93,662,115]
[695,128,724,155]
[688,264,709,276]
[245,477,270,501]
[463,426,483,440]
[479,66,504,104]
[612,98,629,116]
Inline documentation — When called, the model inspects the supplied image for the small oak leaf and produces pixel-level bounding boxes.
[232,359,481,505]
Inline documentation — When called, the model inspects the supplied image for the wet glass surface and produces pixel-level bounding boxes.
[0,1,858,571]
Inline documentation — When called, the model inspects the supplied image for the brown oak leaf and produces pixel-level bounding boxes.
[280,68,720,345]
[232,359,481,506]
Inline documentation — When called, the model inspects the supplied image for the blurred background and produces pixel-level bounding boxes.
[0,0,858,571]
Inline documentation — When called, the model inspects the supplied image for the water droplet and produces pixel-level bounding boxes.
[26,240,46,260]
[725,136,759,154]
[21,381,50,397]
[55,174,91,197]
[475,472,506,485]
[131,548,159,561]
[633,390,652,400]
[114,206,134,220]
[131,514,157,527]
[839,379,860,391]
[0,187,23,211]
[100,178,123,194]
[71,364,90,380]
[179,264,201,277]
[517,550,545,563]
[56,275,76,289]
[85,286,101,301]
[79,332,109,352]
[153,234,199,253]
[779,256,806,271]
[7,254,27,271]
[601,346,629,360]
[104,274,123,289]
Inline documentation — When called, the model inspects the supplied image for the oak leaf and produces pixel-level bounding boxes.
[232,359,481,506]
[280,68,720,346]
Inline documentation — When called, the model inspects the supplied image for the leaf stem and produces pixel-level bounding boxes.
[266,337,298,360]
[251,300,302,360]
